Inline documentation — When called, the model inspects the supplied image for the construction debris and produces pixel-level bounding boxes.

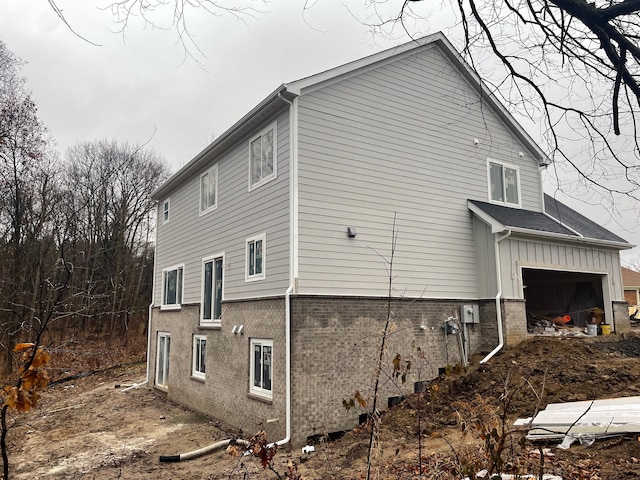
[515,396,640,447]
[471,471,562,480]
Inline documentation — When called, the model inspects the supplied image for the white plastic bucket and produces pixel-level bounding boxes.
[586,324,598,336]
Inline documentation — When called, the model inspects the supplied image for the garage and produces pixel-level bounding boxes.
[522,268,606,331]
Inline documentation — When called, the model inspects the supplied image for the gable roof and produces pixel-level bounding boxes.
[622,267,640,288]
[468,196,631,249]
[153,32,550,200]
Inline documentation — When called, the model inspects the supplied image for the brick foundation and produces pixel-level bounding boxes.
[148,294,583,447]
[288,296,493,445]
[613,301,631,333]
[150,298,288,444]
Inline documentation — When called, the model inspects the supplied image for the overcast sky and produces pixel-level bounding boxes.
[0,0,638,262]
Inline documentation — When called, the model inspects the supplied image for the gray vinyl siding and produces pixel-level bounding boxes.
[296,43,541,298]
[154,110,290,304]
[473,217,498,298]
[499,235,624,300]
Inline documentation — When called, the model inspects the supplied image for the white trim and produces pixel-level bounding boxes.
[292,98,299,285]
[160,263,184,310]
[155,332,170,389]
[248,121,278,192]
[245,233,266,282]
[249,338,273,400]
[192,334,207,380]
[200,252,225,327]
[542,211,583,237]
[199,164,219,216]
[162,198,170,224]
[487,158,522,208]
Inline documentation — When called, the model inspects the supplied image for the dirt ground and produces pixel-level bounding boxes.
[9,332,640,479]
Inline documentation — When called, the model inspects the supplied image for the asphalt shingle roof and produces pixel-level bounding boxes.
[469,196,628,244]
[543,194,627,243]
[468,199,576,236]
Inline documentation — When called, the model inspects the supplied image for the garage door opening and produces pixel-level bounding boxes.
[523,269,607,333]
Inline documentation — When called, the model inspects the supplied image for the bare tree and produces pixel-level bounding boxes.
[63,139,169,339]
[353,0,640,208]
[0,39,60,373]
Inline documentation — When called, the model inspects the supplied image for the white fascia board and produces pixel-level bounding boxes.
[285,32,446,96]
[467,201,507,234]
[508,226,635,250]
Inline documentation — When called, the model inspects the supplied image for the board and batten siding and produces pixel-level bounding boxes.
[295,43,542,298]
[154,110,290,304]
[499,235,624,300]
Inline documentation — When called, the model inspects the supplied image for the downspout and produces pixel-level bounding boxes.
[269,91,297,447]
[480,229,511,364]
[123,215,158,393]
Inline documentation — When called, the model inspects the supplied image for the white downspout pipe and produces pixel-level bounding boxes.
[480,230,511,364]
[269,284,293,447]
[269,91,297,448]
[123,221,158,393]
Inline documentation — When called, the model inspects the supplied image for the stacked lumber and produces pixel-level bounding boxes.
[514,396,640,445]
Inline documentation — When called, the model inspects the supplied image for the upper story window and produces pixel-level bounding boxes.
[200,165,218,215]
[162,264,184,309]
[488,159,520,207]
[162,198,170,224]
[249,122,277,191]
[202,254,224,326]
[246,233,266,282]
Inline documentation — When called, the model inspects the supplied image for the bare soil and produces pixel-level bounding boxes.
[9,333,640,479]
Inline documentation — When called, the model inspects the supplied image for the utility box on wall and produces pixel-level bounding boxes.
[461,304,479,324]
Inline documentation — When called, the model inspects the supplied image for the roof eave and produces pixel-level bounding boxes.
[468,201,506,233]
[437,37,551,167]
[504,226,634,250]
[152,84,295,201]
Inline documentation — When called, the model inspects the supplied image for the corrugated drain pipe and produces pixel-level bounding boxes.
[159,438,250,462]
[480,230,511,364]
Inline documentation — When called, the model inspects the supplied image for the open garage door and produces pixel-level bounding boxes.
[523,269,608,331]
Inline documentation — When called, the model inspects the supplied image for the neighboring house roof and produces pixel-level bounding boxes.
[468,196,631,249]
[622,267,640,288]
[152,32,550,200]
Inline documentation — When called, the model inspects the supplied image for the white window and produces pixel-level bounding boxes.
[156,332,170,388]
[200,165,218,215]
[246,233,266,282]
[192,335,206,379]
[488,160,520,207]
[162,198,170,224]
[250,338,273,399]
[162,264,184,309]
[202,254,224,326]
[248,123,277,190]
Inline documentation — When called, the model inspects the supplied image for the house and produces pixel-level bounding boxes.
[622,266,640,307]
[148,32,633,447]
